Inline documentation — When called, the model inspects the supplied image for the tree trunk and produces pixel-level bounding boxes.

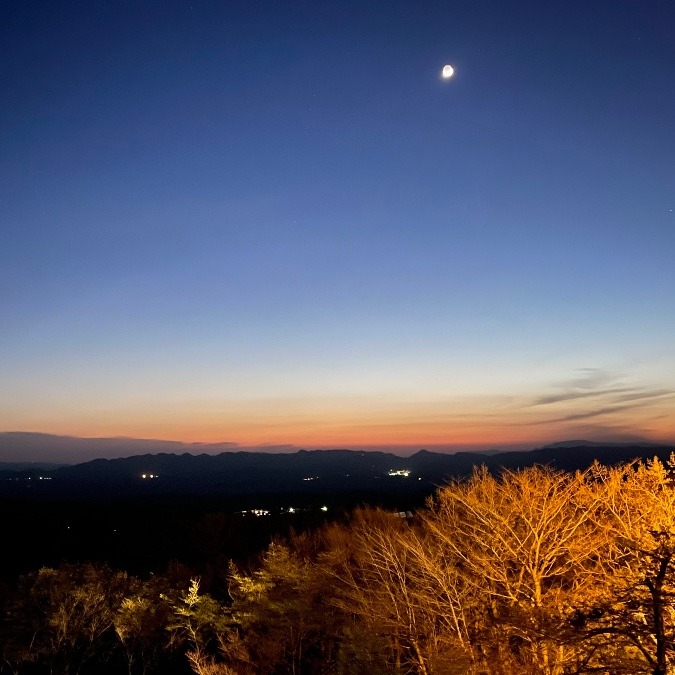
[411,640,429,675]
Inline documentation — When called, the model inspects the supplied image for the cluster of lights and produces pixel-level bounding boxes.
[388,469,411,477]
[289,505,329,513]
[239,509,271,517]
[140,474,158,479]
[237,505,329,517]
[302,476,318,481]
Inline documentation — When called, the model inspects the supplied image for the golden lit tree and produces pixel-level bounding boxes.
[166,577,241,675]
[228,538,343,674]
[578,457,675,675]
[423,465,612,674]
[325,508,473,674]
[114,573,179,675]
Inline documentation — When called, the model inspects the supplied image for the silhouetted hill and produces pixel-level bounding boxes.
[43,449,420,498]
[482,443,673,473]
[1,441,671,501]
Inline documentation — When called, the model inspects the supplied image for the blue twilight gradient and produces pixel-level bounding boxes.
[1,0,674,450]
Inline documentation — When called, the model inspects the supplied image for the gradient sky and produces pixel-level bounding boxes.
[1,0,674,457]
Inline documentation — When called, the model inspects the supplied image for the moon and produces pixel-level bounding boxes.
[442,64,455,79]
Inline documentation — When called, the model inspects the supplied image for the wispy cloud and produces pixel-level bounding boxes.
[532,368,673,408]
[613,390,673,404]
[528,402,650,425]
[533,388,633,406]
[523,369,675,436]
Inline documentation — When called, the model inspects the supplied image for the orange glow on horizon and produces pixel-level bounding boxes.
[3,376,674,454]
[9,397,673,452]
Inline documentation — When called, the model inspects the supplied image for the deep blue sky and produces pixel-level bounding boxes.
[1,1,674,455]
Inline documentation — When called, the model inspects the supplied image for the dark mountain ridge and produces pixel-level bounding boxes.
[2,442,672,501]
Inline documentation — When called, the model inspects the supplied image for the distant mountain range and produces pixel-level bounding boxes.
[0,435,672,500]
[0,432,248,464]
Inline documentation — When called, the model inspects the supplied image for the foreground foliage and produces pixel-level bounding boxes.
[3,457,675,674]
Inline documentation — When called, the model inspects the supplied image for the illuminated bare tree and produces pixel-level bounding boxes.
[579,457,675,675]
[423,465,612,674]
[327,508,472,674]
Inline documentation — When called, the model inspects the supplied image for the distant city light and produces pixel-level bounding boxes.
[388,469,411,477]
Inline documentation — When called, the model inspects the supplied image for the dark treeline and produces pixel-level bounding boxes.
[3,457,675,674]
